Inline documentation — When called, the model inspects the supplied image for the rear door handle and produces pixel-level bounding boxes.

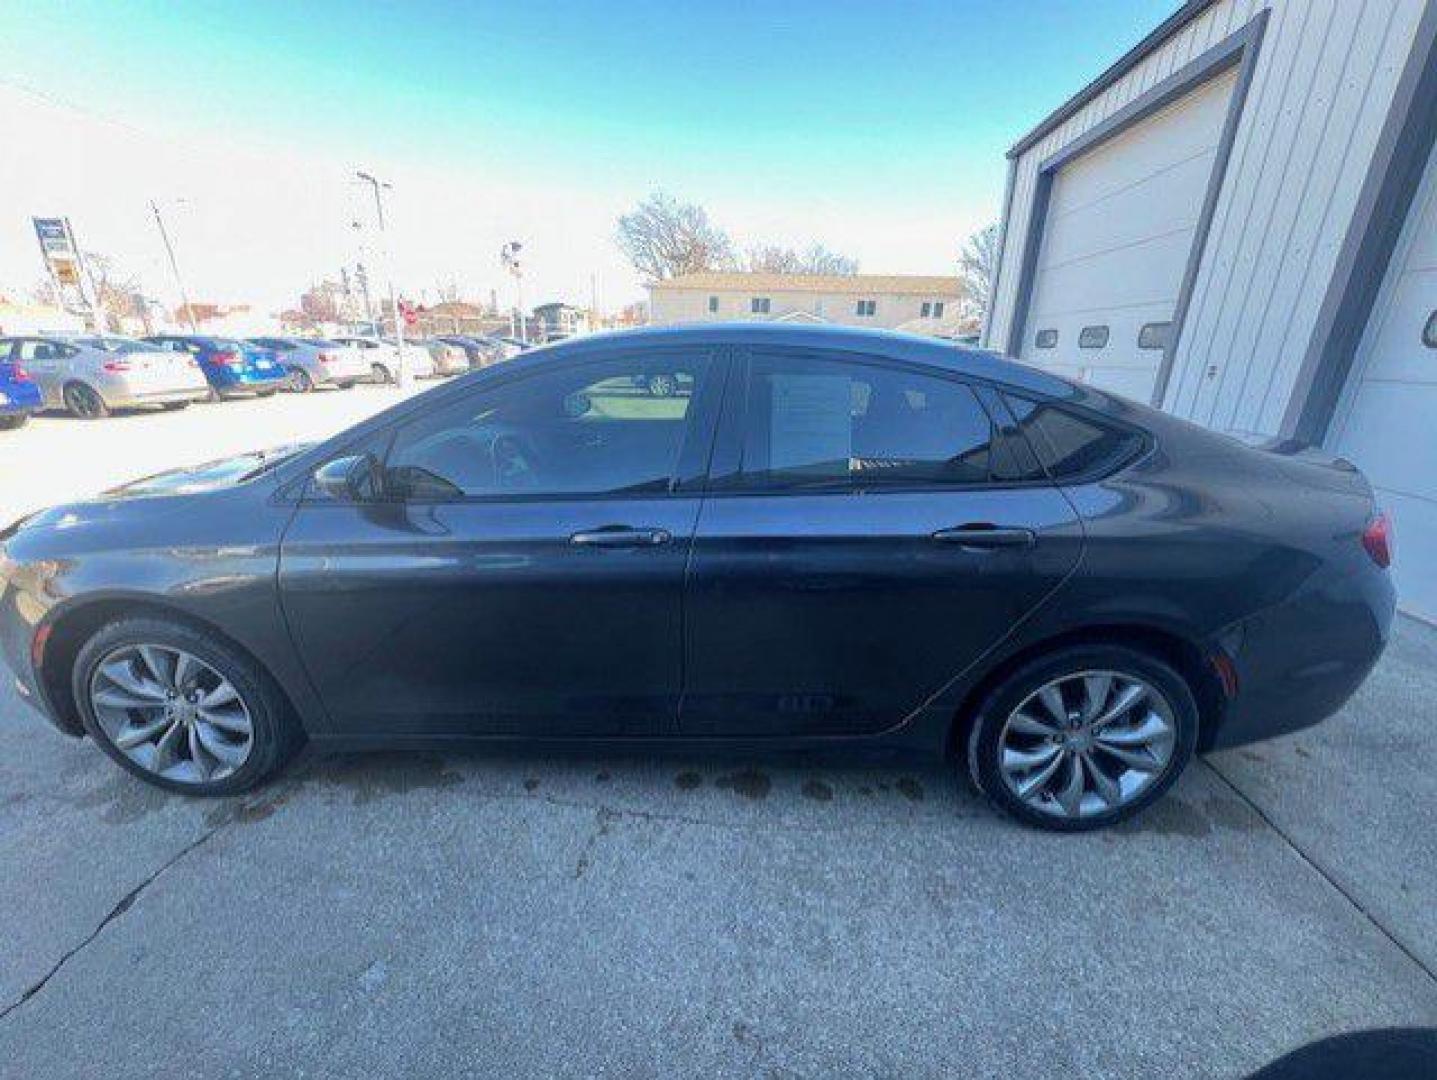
[931,525,1037,550]
[570,527,672,548]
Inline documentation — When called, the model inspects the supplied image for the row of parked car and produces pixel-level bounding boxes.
[0,331,531,428]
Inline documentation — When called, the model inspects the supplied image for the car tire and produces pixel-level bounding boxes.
[371,363,394,385]
[63,382,109,419]
[0,413,27,430]
[257,388,279,398]
[337,381,356,390]
[72,616,303,796]
[965,644,1198,832]
[286,367,313,394]
[162,401,191,411]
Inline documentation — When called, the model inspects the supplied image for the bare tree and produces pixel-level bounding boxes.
[958,224,999,322]
[616,192,735,282]
[746,242,858,276]
[82,252,148,332]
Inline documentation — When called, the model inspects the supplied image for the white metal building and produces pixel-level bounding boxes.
[984,0,1437,619]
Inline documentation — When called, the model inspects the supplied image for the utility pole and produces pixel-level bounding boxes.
[501,241,525,343]
[150,201,197,332]
[356,170,406,386]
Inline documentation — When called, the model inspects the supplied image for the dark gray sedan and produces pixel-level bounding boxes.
[0,325,1394,830]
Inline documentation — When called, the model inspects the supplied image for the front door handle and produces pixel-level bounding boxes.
[931,525,1037,550]
[570,527,672,548]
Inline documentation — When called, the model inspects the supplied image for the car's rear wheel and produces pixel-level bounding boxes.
[73,617,302,796]
[63,382,109,419]
[371,362,394,385]
[965,645,1197,831]
[0,413,27,430]
[286,367,313,394]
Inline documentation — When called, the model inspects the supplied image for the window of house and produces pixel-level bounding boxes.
[707,295,719,314]
[1138,322,1172,350]
[737,353,1008,491]
[1424,310,1437,348]
[921,302,932,318]
[1079,325,1110,349]
[855,300,877,317]
[932,301,945,318]
[1034,328,1058,349]
[384,354,711,499]
[751,297,771,314]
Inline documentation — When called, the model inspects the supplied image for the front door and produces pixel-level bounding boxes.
[279,348,723,738]
[682,347,1083,736]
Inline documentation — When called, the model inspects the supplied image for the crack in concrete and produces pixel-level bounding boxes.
[0,810,232,1022]
[1203,759,1437,987]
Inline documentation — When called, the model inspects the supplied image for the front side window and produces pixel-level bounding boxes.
[751,297,771,314]
[737,353,1006,491]
[855,299,876,317]
[384,354,710,499]
[1079,325,1109,349]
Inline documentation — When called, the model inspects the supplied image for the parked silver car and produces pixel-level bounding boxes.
[331,335,435,383]
[0,335,209,418]
[420,338,469,377]
[245,337,368,393]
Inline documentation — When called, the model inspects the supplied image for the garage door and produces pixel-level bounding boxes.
[1021,68,1238,402]
[1329,139,1437,620]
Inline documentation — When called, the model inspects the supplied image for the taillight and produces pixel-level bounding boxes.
[11,365,31,382]
[318,351,338,363]
[1361,512,1392,569]
[102,360,131,372]
[212,350,243,368]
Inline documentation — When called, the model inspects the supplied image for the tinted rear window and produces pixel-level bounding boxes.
[1001,393,1142,481]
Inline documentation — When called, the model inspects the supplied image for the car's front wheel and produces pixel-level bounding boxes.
[286,367,313,393]
[73,617,302,795]
[965,644,1197,831]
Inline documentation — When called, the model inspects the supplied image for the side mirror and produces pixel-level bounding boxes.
[313,453,382,502]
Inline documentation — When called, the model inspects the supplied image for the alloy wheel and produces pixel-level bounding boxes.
[88,644,254,784]
[996,670,1176,820]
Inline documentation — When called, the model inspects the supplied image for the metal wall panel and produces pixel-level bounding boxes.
[987,0,1429,438]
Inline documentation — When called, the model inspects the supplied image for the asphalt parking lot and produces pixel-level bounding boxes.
[0,390,1434,1078]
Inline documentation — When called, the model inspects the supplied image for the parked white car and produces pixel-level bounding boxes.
[331,335,435,383]
[0,334,209,418]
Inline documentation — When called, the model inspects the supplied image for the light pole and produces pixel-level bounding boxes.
[150,200,197,332]
[356,170,407,387]
[501,241,525,343]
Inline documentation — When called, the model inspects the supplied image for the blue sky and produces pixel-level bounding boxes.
[0,1,1176,309]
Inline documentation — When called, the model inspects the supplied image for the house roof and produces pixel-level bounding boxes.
[651,272,963,296]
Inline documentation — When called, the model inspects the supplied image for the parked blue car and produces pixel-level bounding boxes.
[142,335,287,399]
[0,356,43,430]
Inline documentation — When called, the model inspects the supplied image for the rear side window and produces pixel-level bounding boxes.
[1078,325,1109,349]
[1034,328,1058,349]
[1001,393,1142,481]
[738,353,1013,490]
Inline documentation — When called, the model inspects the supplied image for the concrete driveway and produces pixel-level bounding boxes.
[1,390,1434,1078]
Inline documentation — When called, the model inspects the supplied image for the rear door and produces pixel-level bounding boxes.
[279,346,725,737]
[681,348,1083,736]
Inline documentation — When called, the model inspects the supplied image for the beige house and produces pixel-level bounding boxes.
[648,272,965,332]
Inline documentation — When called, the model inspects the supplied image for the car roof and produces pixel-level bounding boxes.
[514,323,1077,397]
